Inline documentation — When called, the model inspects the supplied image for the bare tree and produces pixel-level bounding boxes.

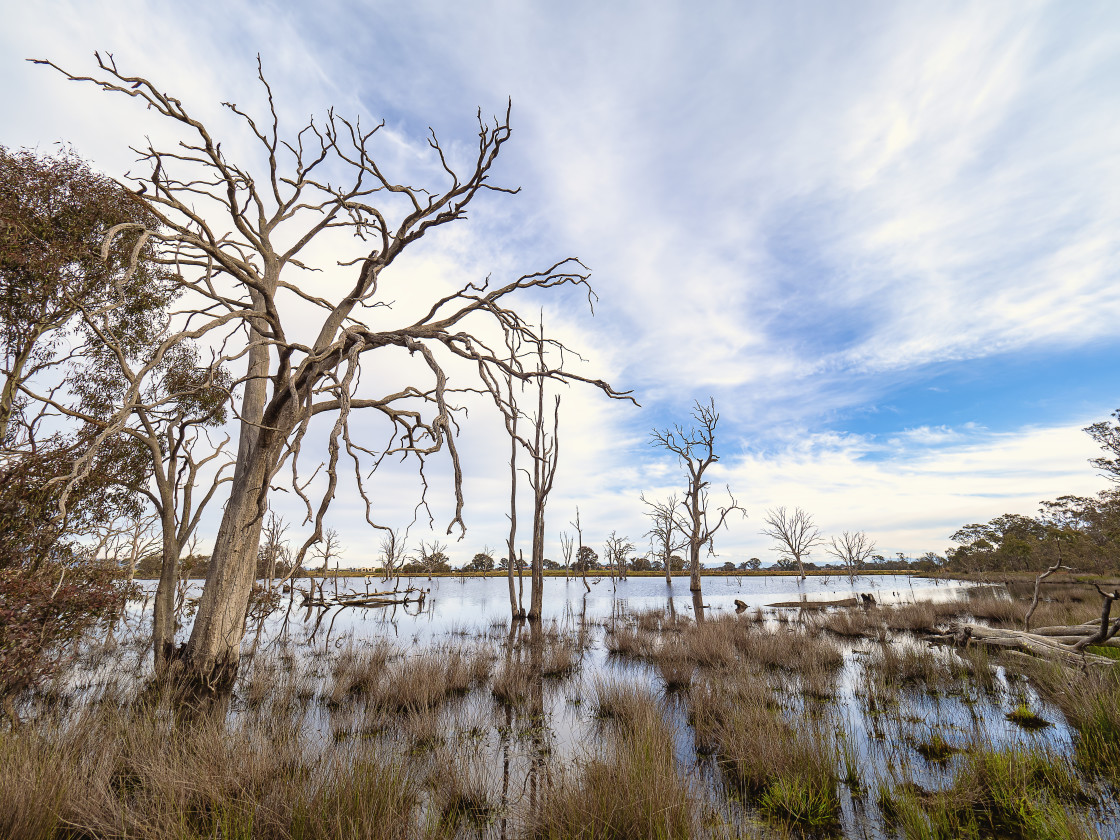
[604,530,635,582]
[559,530,574,581]
[416,539,448,577]
[824,530,876,583]
[642,492,687,585]
[378,530,407,582]
[650,399,745,593]
[570,507,590,593]
[518,327,561,620]
[761,506,822,582]
[259,512,291,585]
[312,527,343,575]
[39,55,631,686]
[504,371,523,619]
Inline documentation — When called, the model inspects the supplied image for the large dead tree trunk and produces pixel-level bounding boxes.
[42,54,633,688]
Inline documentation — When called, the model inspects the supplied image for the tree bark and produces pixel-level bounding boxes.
[152,521,180,674]
[182,323,277,685]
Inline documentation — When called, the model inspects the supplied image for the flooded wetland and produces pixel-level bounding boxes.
[4,573,1120,840]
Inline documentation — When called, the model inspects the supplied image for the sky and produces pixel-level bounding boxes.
[3,1,1119,568]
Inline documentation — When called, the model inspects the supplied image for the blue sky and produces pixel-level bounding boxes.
[3,1,1119,566]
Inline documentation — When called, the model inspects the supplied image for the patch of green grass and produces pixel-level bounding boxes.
[1087,644,1120,661]
[1006,702,1052,731]
[758,774,841,832]
[915,732,958,763]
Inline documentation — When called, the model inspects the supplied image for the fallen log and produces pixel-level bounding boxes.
[767,597,859,609]
[301,585,427,610]
[937,621,1117,667]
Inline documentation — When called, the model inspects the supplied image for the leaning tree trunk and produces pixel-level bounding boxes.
[181,447,276,686]
[181,321,275,687]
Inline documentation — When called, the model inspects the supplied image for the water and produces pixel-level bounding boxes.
[163,572,968,646]
[108,573,1118,838]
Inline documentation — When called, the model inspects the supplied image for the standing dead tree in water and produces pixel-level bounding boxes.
[825,530,876,584]
[570,508,590,593]
[38,54,630,688]
[499,325,562,622]
[650,399,744,593]
[378,530,407,583]
[604,530,635,583]
[642,492,687,585]
[761,506,822,582]
[559,530,575,581]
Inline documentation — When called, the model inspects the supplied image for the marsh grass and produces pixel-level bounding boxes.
[881,745,1093,840]
[491,656,535,707]
[689,667,841,832]
[651,638,694,690]
[377,645,490,714]
[816,606,883,638]
[527,683,695,840]
[605,624,656,659]
[1027,661,1120,787]
[7,588,1120,840]
[0,701,422,840]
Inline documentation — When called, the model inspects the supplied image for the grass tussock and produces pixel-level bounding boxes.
[879,746,1093,840]
[1027,661,1120,787]
[689,667,841,832]
[491,656,535,707]
[0,703,422,840]
[605,624,656,659]
[815,607,882,638]
[377,645,490,714]
[651,638,694,690]
[527,684,694,840]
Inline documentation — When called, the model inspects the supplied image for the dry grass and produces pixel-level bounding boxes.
[736,626,844,674]
[491,656,535,707]
[689,666,841,832]
[527,682,695,840]
[605,624,656,659]
[323,640,394,707]
[0,703,421,840]
[680,616,743,667]
[815,607,882,638]
[652,638,694,690]
[375,645,489,714]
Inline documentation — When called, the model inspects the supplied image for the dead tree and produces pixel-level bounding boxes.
[496,327,561,621]
[650,399,744,593]
[604,531,635,583]
[940,583,1120,667]
[504,372,523,620]
[825,530,876,583]
[559,530,574,582]
[39,54,631,687]
[378,530,407,582]
[571,508,590,593]
[761,506,822,582]
[642,492,687,585]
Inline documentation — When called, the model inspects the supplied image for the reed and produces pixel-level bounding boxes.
[527,683,694,840]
